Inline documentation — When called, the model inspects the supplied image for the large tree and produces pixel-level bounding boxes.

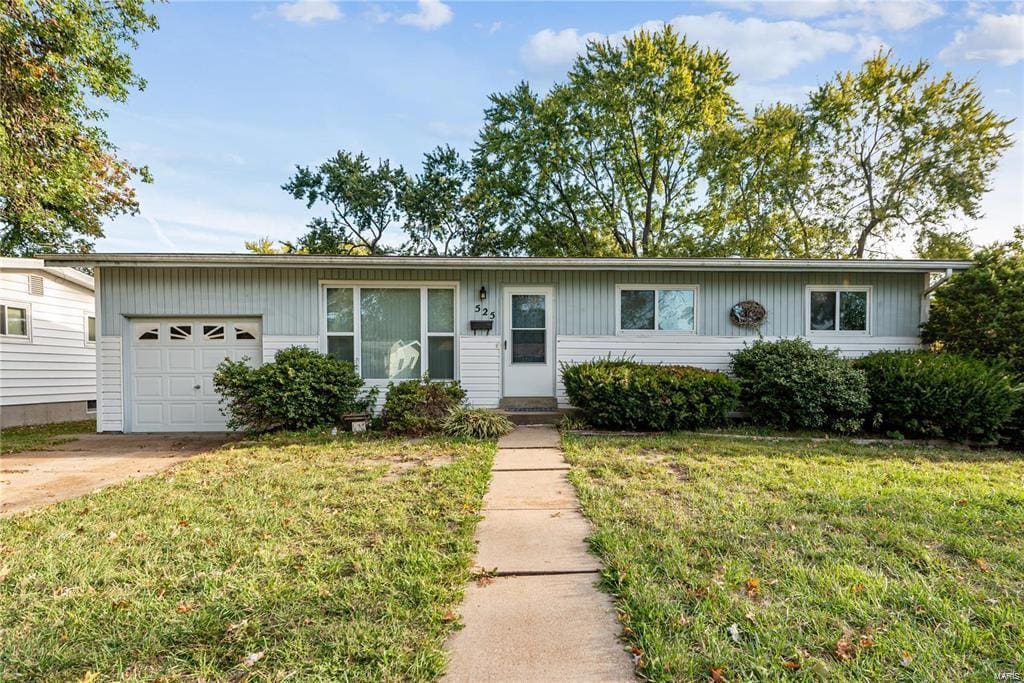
[474,26,739,257]
[805,52,1013,258]
[283,151,409,255]
[1,0,157,256]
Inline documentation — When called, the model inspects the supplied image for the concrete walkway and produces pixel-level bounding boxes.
[444,426,634,682]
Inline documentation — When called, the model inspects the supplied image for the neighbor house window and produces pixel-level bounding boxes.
[617,285,697,333]
[0,303,29,338]
[85,315,96,345]
[323,284,456,381]
[806,286,870,334]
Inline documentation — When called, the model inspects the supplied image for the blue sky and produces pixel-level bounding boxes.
[99,0,1024,255]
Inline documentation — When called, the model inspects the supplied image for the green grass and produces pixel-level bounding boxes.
[0,432,495,681]
[1,420,96,455]
[563,433,1024,681]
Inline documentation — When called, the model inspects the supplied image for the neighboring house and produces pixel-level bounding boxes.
[0,258,96,428]
[44,254,970,434]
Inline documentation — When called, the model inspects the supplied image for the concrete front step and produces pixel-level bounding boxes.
[498,396,558,410]
[499,410,567,426]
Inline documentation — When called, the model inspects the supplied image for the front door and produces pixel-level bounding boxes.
[503,286,554,397]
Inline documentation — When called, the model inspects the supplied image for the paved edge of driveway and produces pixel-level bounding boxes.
[443,425,634,682]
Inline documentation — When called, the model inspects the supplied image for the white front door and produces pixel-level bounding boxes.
[128,319,261,432]
[503,286,554,397]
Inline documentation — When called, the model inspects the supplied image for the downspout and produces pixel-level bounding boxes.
[920,267,954,326]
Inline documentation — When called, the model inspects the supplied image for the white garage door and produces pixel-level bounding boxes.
[129,319,261,432]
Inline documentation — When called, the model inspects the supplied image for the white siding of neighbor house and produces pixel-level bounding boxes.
[0,266,95,407]
[554,335,923,407]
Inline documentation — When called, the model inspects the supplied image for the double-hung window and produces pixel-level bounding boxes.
[323,284,457,380]
[617,285,697,333]
[806,286,870,334]
[0,303,30,338]
[85,315,96,346]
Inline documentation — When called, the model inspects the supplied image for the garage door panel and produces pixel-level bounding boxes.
[201,348,233,371]
[135,404,165,427]
[133,348,164,371]
[167,348,197,371]
[168,376,199,400]
[135,376,164,398]
[168,403,199,426]
[128,318,261,432]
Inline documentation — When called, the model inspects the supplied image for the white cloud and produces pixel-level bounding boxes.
[363,4,393,24]
[939,14,1024,66]
[396,0,453,31]
[521,14,861,81]
[275,0,342,24]
[726,1,944,31]
[521,28,603,67]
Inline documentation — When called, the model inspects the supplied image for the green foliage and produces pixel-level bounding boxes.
[474,26,739,257]
[283,151,408,255]
[376,377,466,435]
[854,351,1019,442]
[213,346,371,433]
[806,51,1013,257]
[914,228,974,260]
[441,407,515,439]
[561,359,740,431]
[922,231,1024,377]
[699,104,847,258]
[730,339,869,433]
[1,0,157,255]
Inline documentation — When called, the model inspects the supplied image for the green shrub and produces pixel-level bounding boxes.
[853,351,1019,442]
[561,359,739,431]
[921,231,1023,376]
[376,377,466,435]
[442,408,515,439]
[730,339,869,434]
[213,346,372,433]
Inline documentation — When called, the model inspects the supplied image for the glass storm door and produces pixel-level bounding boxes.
[503,286,554,397]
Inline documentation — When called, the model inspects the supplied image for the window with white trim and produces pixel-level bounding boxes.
[0,303,30,338]
[806,286,870,334]
[323,285,456,380]
[617,285,697,333]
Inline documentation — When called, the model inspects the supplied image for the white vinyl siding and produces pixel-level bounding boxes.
[0,267,95,407]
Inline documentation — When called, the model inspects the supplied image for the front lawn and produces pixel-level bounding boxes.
[1,420,96,455]
[563,434,1024,681]
[0,433,494,681]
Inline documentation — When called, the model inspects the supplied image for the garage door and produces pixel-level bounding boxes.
[129,319,261,432]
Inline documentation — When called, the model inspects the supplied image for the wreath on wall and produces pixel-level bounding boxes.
[730,300,766,328]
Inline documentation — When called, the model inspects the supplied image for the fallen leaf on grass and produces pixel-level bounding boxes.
[0,565,10,583]
[781,659,801,670]
[442,610,458,623]
[710,667,727,682]
[630,645,643,667]
[105,531,119,544]
[975,558,989,572]
[835,632,854,661]
[745,577,760,598]
[242,651,264,667]
[76,673,99,683]
[851,583,865,593]
[899,651,913,667]
[727,623,741,644]
[176,602,195,614]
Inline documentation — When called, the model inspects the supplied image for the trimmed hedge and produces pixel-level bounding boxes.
[561,359,740,431]
[213,346,372,433]
[853,351,1019,442]
[730,339,869,434]
[376,378,466,435]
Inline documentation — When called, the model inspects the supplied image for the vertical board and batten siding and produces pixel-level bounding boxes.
[0,268,95,406]
[100,267,925,338]
[97,265,927,426]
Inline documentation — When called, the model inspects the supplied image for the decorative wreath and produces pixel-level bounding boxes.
[730,300,766,327]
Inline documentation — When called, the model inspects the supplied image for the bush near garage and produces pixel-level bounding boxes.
[730,338,869,434]
[376,377,467,435]
[853,350,1019,442]
[213,346,372,433]
[561,358,740,431]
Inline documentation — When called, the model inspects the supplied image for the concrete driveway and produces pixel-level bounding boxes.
[0,433,235,516]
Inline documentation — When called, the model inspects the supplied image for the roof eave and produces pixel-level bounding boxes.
[42,254,974,273]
